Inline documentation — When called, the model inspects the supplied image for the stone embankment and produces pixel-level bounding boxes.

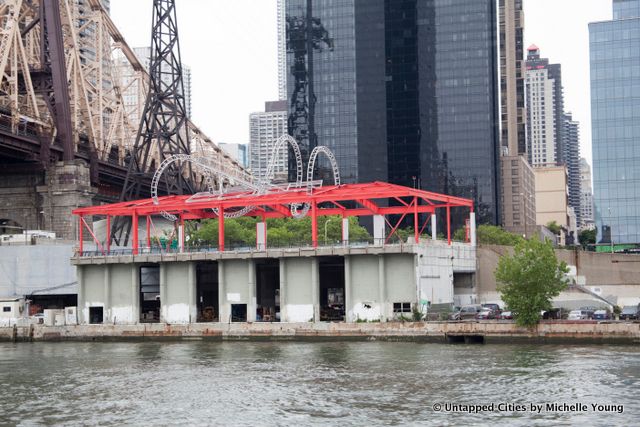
[1,321,639,344]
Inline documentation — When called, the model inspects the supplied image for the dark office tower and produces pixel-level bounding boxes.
[285,0,500,225]
[562,113,582,227]
[590,0,640,245]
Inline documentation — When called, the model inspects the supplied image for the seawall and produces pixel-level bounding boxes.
[1,321,639,344]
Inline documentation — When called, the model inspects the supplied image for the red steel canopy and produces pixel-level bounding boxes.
[73,181,474,254]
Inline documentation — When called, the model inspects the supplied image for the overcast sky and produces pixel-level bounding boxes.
[111,0,612,166]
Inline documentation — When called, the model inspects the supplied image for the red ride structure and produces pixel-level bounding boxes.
[73,181,475,255]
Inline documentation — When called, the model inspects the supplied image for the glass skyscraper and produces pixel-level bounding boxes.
[590,0,640,244]
[285,0,500,225]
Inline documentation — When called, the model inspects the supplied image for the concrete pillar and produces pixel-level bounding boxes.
[378,256,386,322]
[341,218,349,245]
[103,264,110,323]
[247,260,256,322]
[131,265,139,324]
[373,215,385,245]
[431,214,437,241]
[77,266,85,324]
[279,258,287,322]
[159,264,167,323]
[256,222,266,250]
[188,262,196,323]
[218,261,228,323]
[311,257,319,322]
[344,256,352,322]
[470,212,477,246]
[178,224,184,252]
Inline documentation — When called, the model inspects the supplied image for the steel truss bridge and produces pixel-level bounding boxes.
[0,0,249,202]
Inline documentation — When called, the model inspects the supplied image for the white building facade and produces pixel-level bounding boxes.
[525,46,559,167]
[249,101,288,180]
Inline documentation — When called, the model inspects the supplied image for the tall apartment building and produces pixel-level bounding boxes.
[525,45,564,167]
[498,0,535,237]
[590,0,640,244]
[218,143,249,169]
[562,113,582,227]
[277,0,287,100]
[249,101,288,180]
[580,158,595,230]
[285,0,501,226]
[116,46,192,127]
[499,0,526,156]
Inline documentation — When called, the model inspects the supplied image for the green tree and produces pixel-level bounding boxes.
[546,221,561,235]
[495,238,569,327]
[188,215,370,247]
[476,224,524,246]
[578,227,597,247]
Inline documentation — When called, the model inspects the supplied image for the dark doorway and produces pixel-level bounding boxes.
[319,256,345,321]
[89,306,103,324]
[196,262,219,322]
[231,304,247,322]
[140,266,160,323]
[255,259,280,322]
[28,294,77,315]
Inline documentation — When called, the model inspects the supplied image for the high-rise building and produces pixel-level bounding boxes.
[277,0,287,100]
[250,101,288,180]
[219,143,249,169]
[525,45,565,167]
[116,47,192,128]
[580,158,595,230]
[285,0,501,225]
[562,113,582,227]
[499,0,526,156]
[590,0,640,244]
[498,0,535,237]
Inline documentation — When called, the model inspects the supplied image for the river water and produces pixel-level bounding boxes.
[0,341,638,426]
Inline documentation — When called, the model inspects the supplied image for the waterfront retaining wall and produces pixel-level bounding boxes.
[1,321,639,343]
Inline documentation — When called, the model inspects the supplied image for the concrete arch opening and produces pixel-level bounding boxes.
[255,259,280,322]
[196,262,218,322]
[319,257,345,321]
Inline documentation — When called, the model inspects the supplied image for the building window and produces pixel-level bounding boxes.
[393,302,412,313]
[3,306,11,312]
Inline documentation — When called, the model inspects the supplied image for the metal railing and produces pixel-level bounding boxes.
[75,237,423,258]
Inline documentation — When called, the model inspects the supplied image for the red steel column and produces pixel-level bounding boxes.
[218,207,225,252]
[132,212,139,255]
[413,197,419,243]
[311,202,318,248]
[446,205,451,246]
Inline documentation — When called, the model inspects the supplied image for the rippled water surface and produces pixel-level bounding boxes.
[0,341,638,426]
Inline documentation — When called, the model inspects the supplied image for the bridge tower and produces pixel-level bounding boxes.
[112,0,196,245]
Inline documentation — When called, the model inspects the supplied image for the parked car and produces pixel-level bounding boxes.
[568,310,591,320]
[620,305,640,321]
[448,306,462,320]
[499,311,513,320]
[457,304,483,320]
[579,307,596,319]
[482,303,502,315]
[592,310,611,320]
[476,308,497,320]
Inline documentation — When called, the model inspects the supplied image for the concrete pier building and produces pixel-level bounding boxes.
[71,181,477,325]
